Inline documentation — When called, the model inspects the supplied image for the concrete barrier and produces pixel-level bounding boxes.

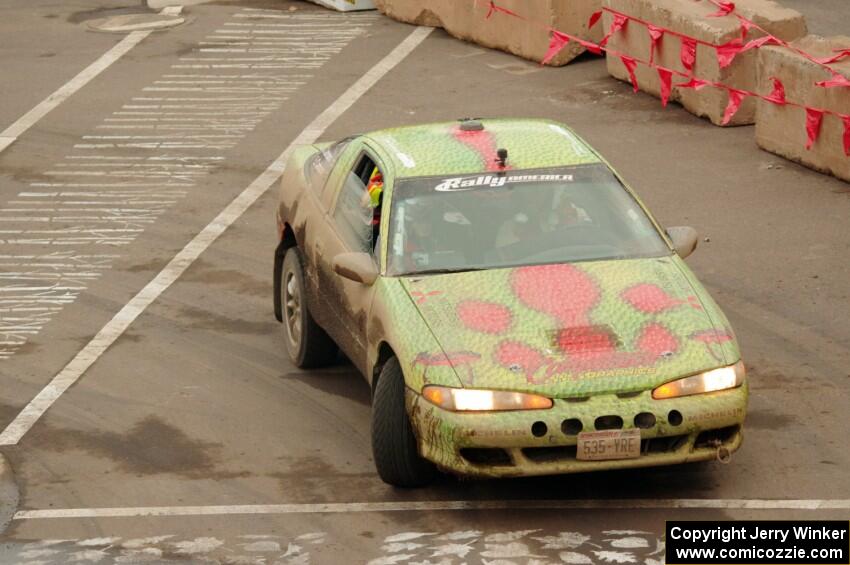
[603,0,806,125]
[374,0,603,66]
[756,36,850,182]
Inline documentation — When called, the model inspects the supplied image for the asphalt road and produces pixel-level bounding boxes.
[0,0,848,563]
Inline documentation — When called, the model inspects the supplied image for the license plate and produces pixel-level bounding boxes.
[577,429,641,461]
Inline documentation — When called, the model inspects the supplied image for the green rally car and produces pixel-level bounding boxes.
[273,118,747,487]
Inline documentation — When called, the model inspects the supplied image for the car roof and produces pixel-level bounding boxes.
[363,118,603,179]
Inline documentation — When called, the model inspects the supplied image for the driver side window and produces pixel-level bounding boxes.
[332,154,382,254]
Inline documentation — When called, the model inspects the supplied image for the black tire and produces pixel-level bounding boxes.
[281,247,337,368]
[371,357,437,487]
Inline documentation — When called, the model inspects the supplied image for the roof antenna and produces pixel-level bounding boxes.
[495,148,508,169]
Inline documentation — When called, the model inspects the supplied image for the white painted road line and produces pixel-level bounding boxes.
[0,25,433,446]
[0,12,375,359]
[13,499,850,520]
[0,32,151,155]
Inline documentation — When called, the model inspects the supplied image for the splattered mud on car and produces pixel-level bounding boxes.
[275,118,746,485]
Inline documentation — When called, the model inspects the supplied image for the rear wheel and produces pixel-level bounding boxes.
[371,357,436,487]
[281,248,337,368]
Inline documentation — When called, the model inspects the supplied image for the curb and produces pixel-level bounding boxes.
[0,453,18,535]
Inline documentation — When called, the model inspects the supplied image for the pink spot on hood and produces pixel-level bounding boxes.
[457,300,512,334]
[414,351,481,386]
[495,341,545,383]
[622,283,684,313]
[511,264,600,326]
[691,330,734,344]
[637,323,678,356]
[410,290,442,304]
[414,351,480,367]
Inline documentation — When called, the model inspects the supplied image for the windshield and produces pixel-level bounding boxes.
[387,164,670,275]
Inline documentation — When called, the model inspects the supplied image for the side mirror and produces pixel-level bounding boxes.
[666,226,699,259]
[332,252,378,285]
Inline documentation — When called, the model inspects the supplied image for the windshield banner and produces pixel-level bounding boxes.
[435,172,574,191]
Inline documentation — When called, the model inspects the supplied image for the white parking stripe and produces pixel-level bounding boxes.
[0,25,433,446]
[0,11,373,359]
[13,498,850,520]
[0,31,151,154]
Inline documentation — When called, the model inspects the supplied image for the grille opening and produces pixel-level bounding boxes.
[643,434,689,454]
[695,425,740,449]
[564,396,591,403]
[617,390,643,399]
[460,448,513,466]
[561,418,583,435]
[668,409,683,426]
[531,421,548,437]
[594,415,624,430]
[634,412,656,429]
[522,445,577,463]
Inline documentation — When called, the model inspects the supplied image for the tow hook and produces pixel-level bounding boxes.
[706,439,732,464]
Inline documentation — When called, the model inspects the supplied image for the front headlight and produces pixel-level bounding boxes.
[422,385,553,412]
[652,361,745,400]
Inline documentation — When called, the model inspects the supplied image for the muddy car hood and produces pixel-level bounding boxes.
[399,256,739,397]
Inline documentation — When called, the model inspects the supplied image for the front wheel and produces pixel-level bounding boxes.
[281,247,337,368]
[371,357,436,487]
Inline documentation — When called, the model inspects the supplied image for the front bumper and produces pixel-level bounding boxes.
[406,383,747,478]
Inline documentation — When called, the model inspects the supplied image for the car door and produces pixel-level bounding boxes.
[308,142,388,373]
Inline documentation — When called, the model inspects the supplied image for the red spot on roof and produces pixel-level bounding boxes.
[451,125,505,172]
